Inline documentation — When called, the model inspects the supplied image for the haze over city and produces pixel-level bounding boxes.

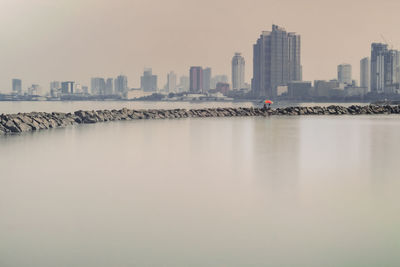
[1,0,400,92]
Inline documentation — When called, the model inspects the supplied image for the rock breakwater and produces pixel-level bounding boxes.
[0,105,399,135]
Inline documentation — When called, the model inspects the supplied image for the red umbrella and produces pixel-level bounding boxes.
[264,100,273,104]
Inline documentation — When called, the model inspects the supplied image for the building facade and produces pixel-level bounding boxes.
[211,75,228,89]
[337,64,352,85]
[12,79,22,95]
[115,75,129,93]
[232,53,245,90]
[61,82,74,94]
[179,76,189,92]
[288,81,312,98]
[190,67,203,93]
[252,25,302,99]
[360,57,370,91]
[140,69,157,92]
[105,78,114,95]
[167,71,177,93]
[370,43,400,93]
[91,77,106,95]
[216,82,230,95]
[371,43,388,93]
[203,68,212,92]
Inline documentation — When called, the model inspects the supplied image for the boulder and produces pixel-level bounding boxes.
[4,120,20,133]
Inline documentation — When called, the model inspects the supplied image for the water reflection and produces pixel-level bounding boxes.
[1,116,400,266]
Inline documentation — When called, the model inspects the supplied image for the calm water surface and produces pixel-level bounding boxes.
[0,102,399,267]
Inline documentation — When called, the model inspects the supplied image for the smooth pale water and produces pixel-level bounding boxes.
[1,102,400,267]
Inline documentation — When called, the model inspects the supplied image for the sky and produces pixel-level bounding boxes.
[0,0,400,93]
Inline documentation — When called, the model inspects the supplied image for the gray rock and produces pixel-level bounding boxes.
[4,120,20,133]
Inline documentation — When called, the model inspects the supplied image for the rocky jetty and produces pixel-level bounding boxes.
[1,105,399,135]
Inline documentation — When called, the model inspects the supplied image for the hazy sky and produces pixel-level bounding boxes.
[1,0,400,92]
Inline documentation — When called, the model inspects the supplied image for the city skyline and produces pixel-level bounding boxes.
[1,0,400,92]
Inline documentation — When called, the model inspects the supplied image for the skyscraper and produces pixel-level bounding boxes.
[370,43,388,93]
[288,33,302,81]
[115,75,128,93]
[337,64,352,85]
[203,67,212,92]
[360,57,370,91]
[384,50,400,89]
[106,78,114,95]
[252,25,302,98]
[167,71,177,93]
[12,79,22,95]
[179,76,189,92]
[91,77,106,95]
[140,69,157,92]
[190,67,203,93]
[232,53,245,90]
[50,81,60,97]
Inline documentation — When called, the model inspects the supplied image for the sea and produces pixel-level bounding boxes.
[0,101,399,267]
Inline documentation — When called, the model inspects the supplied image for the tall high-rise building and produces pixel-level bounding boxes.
[179,76,189,92]
[384,50,400,88]
[140,69,157,92]
[360,57,370,91]
[288,33,302,81]
[50,81,60,97]
[203,67,212,92]
[190,67,203,93]
[115,75,128,93]
[337,64,352,85]
[12,79,22,95]
[252,25,302,98]
[106,78,114,95]
[91,77,106,95]
[232,53,245,90]
[167,71,177,93]
[371,43,388,93]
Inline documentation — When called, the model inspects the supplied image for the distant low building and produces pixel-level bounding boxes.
[82,86,89,94]
[314,80,340,97]
[211,75,228,89]
[126,89,154,100]
[277,86,288,96]
[216,82,230,95]
[288,81,312,99]
[345,87,368,97]
[28,84,41,96]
